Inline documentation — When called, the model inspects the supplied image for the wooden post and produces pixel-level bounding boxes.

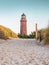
[35,23,38,40]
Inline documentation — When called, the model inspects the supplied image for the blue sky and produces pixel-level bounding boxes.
[0,0,49,34]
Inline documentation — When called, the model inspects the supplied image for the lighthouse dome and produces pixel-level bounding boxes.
[21,13,26,19]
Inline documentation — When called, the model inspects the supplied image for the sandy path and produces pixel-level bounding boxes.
[0,39,49,65]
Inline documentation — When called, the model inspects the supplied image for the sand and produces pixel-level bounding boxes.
[0,39,49,65]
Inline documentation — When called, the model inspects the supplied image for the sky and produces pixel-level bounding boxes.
[0,0,49,34]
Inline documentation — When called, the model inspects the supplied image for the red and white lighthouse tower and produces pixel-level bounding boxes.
[20,13,27,35]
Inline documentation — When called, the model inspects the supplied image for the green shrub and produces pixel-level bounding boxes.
[0,30,7,39]
[44,27,49,45]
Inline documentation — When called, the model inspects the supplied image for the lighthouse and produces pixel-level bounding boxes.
[20,13,27,35]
